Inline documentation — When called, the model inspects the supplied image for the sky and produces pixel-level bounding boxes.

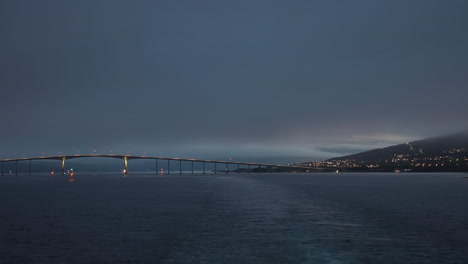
[1,0,467,163]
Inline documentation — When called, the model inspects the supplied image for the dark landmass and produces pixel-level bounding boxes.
[302,131,468,172]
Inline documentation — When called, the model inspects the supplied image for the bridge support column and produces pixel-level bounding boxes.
[248,164,250,174]
[61,157,66,175]
[214,162,217,174]
[155,159,158,175]
[29,160,31,176]
[167,160,170,175]
[203,161,205,174]
[225,163,228,174]
[123,156,128,174]
[237,164,240,173]
[191,160,193,174]
[1,161,3,176]
[179,160,182,175]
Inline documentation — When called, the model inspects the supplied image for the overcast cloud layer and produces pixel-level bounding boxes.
[1,0,467,162]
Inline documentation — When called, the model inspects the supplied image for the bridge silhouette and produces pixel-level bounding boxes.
[0,154,308,176]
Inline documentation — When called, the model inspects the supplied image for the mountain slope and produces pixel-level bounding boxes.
[329,131,468,162]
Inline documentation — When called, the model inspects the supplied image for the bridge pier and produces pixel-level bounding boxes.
[203,161,205,174]
[167,159,170,174]
[15,160,18,176]
[237,164,240,173]
[1,161,3,176]
[123,156,128,174]
[155,159,158,175]
[191,160,194,174]
[179,160,182,175]
[225,163,228,174]
[214,162,217,174]
[29,160,31,176]
[61,156,66,175]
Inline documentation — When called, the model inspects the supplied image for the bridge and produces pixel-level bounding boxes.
[0,154,309,176]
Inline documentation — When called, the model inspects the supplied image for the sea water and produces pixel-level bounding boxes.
[0,172,467,263]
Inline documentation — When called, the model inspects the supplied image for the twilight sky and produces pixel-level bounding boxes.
[1,0,467,162]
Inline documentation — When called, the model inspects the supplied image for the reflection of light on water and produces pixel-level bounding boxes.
[69,172,75,182]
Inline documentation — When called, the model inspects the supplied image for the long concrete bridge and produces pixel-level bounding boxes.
[0,154,308,176]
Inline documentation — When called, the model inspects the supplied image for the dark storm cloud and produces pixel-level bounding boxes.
[1,0,467,161]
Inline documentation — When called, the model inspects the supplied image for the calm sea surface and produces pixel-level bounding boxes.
[1,172,467,263]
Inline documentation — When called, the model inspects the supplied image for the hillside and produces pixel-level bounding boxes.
[329,131,468,162]
[300,131,468,172]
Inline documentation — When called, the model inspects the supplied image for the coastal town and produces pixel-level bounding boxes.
[301,147,468,172]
